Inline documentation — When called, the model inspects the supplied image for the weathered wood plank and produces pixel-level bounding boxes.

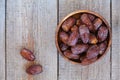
[59,0,110,80]
[112,0,120,80]
[0,0,5,80]
[6,0,57,80]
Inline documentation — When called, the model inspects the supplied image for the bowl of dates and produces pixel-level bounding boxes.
[55,10,111,65]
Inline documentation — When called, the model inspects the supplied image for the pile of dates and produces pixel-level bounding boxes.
[58,13,109,65]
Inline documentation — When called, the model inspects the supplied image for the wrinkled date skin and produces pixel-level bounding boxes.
[62,17,76,32]
[98,26,108,42]
[89,33,98,44]
[99,41,107,54]
[81,57,97,65]
[71,25,78,32]
[64,50,80,59]
[71,44,88,55]
[60,43,69,51]
[20,48,35,61]
[87,45,99,59]
[26,65,42,75]
[93,18,102,30]
[81,14,94,31]
[88,14,95,21]
[79,25,90,44]
[67,30,79,46]
[59,31,69,44]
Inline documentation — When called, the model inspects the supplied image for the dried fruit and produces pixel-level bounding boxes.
[20,48,35,61]
[64,50,79,59]
[67,30,79,46]
[99,41,107,54]
[73,14,80,19]
[98,26,108,42]
[89,33,98,44]
[81,57,97,65]
[71,25,78,32]
[87,45,99,59]
[76,19,81,26]
[79,25,90,43]
[88,14,95,21]
[26,65,42,75]
[71,44,88,55]
[81,14,94,31]
[62,17,75,32]
[59,31,69,44]
[60,43,69,51]
[93,18,102,30]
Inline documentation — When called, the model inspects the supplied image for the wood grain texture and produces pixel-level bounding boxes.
[112,0,120,80]
[0,0,5,80]
[58,0,111,80]
[6,0,57,80]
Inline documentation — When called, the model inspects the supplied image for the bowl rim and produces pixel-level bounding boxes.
[55,10,112,65]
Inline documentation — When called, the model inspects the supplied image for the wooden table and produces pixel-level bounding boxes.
[0,0,119,80]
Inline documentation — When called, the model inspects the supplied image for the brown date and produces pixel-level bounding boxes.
[71,25,78,32]
[97,26,108,42]
[86,45,99,59]
[67,30,79,46]
[79,25,90,44]
[76,19,81,26]
[81,14,94,31]
[20,48,35,61]
[89,33,98,44]
[64,50,80,59]
[62,17,76,32]
[81,57,97,65]
[59,31,69,44]
[71,44,89,55]
[93,18,102,30]
[60,43,69,51]
[88,14,95,21]
[26,65,42,75]
[98,41,107,55]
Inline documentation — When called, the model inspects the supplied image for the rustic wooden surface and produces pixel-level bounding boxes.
[0,0,119,80]
[0,0,5,80]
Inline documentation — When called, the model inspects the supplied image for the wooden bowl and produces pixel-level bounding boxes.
[55,10,112,65]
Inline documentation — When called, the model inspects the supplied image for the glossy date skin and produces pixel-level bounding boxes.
[79,25,90,44]
[97,26,108,42]
[71,44,88,55]
[98,41,107,55]
[89,33,98,44]
[64,50,80,60]
[87,45,99,59]
[81,14,94,32]
[59,31,69,44]
[62,17,76,32]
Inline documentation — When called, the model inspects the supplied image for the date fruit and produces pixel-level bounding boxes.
[79,25,90,43]
[71,25,78,32]
[64,50,79,59]
[88,14,95,21]
[81,14,94,31]
[81,57,97,65]
[87,45,99,59]
[99,41,107,54]
[60,43,69,51]
[67,30,79,46]
[93,18,102,30]
[71,44,88,55]
[89,33,98,44]
[20,48,35,61]
[76,19,81,26]
[98,26,108,42]
[62,17,75,32]
[26,65,42,75]
[59,31,69,44]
